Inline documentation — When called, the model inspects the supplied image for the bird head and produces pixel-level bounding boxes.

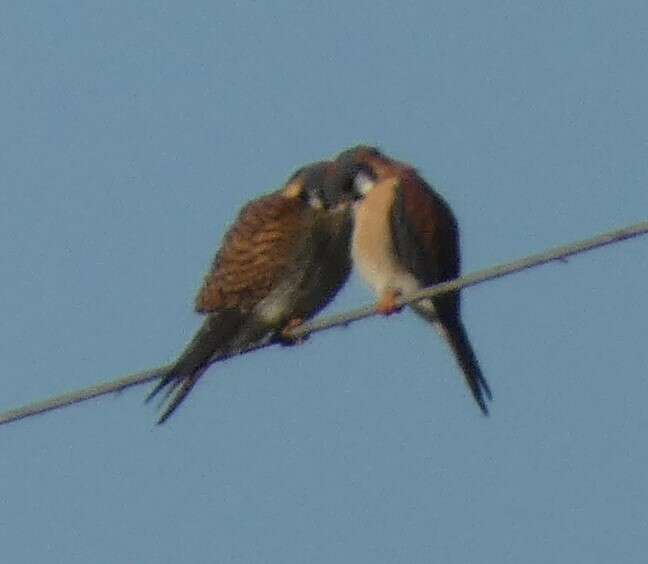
[328,145,403,202]
[283,161,338,209]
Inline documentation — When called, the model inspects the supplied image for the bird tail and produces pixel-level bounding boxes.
[412,303,492,415]
[146,312,245,424]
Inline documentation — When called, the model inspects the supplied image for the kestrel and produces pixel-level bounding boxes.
[148,161,354,423]
[332,145,492,414]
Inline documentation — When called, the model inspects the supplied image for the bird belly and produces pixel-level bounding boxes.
[255,281,295,326]
[351,183,421,297]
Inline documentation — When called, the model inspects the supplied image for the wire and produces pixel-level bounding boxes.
[1,219,646,427]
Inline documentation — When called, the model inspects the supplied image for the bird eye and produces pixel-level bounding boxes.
[353,171,375,196]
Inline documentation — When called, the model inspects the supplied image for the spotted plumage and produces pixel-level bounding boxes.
[147,161,353,423]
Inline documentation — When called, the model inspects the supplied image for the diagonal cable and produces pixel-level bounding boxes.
[1,219,646,427]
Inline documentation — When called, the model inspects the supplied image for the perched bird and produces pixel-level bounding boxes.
[147,161,354,423]
[332,145,492,414]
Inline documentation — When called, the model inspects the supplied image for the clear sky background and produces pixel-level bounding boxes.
[1,2,647,563]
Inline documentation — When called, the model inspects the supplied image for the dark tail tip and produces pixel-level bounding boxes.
[145,370,173,404]
[475,389,490,416]
[154,373,202,424]
[144,364,203,424]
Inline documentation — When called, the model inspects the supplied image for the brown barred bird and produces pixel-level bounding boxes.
[147,161,354,423]
[331,146,492,414]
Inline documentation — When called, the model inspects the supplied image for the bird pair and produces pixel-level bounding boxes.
[147,145,491,424]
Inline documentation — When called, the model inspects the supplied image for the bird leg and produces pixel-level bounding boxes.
[375,288,403,315]
[277,318,309,346]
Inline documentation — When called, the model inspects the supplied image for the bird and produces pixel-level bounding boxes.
[331,145,492,414]
[147,160,354,424]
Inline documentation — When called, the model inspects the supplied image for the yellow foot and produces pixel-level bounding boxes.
[376,289,403,316]
[278,318,309,346]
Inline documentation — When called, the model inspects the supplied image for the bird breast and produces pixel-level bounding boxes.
[351,178,421,296]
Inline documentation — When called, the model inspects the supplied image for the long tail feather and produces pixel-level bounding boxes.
[155,370,205,425]
[146,312,244,424]
[412,304,492,414]
[442,319,492,415]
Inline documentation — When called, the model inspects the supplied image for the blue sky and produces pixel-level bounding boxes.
[1,2,647,563]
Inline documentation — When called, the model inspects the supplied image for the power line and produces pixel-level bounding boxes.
[1,219,646,427]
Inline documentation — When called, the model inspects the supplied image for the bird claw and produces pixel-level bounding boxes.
[376,289,403,316]
[277,318,309,346]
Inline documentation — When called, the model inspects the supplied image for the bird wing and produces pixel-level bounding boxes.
[195,190,316,315]
[149,191,319,423]
[389,169,461,289]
